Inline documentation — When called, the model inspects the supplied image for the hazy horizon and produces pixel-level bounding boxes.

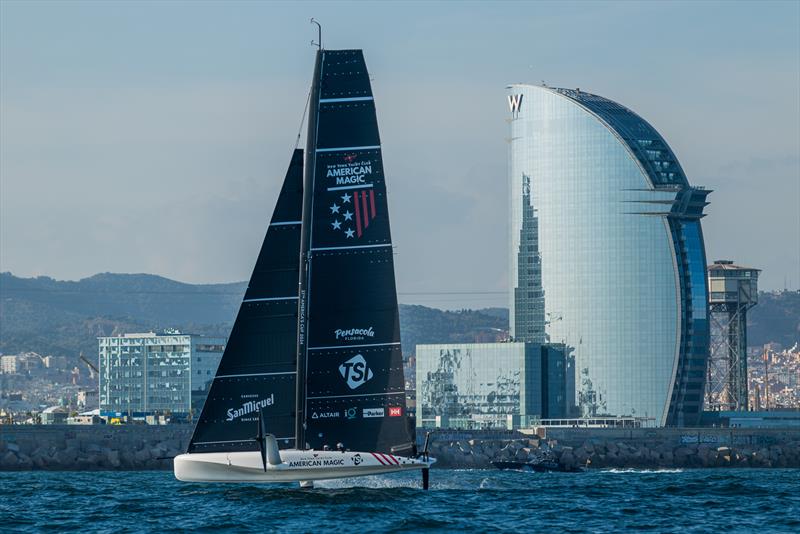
[2,1,799,309]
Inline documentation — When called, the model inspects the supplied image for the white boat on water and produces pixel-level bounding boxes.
[174,42,433,488]
[175,447,430,484]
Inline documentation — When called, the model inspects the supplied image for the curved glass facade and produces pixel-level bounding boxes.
[508,85,710,426]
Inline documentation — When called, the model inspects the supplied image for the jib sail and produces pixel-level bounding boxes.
[188,150,303,453]
[296,50,415,454]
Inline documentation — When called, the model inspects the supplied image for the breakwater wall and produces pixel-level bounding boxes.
[0,425,191,471]
[1,425,799,470]
[425,427,800,469]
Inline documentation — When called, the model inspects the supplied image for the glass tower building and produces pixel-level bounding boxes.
[507,85,710,426]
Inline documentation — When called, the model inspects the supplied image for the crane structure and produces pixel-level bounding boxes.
[79,351,99,379]
[704,260,760,411]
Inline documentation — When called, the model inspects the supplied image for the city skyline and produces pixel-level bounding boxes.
[1,1,798,309]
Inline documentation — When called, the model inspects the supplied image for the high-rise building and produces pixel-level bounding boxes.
[98,332,226,419]
[513,174,546,343]
[507,85,711,426]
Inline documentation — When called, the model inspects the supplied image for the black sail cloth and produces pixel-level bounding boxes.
[298,49,414,454]
[187,150,303,453]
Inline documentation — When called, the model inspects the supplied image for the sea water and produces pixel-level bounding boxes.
[1,469,798,532]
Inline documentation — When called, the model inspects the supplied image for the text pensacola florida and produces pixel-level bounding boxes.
[335,327,375,340]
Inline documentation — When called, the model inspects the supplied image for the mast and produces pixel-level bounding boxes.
[295,49,323,450]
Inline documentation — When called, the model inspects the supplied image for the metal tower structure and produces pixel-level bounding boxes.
[705,260,760,411]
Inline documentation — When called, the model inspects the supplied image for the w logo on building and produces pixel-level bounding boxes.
[508,94,523,114]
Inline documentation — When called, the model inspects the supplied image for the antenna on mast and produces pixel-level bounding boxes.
[310,18,322,50]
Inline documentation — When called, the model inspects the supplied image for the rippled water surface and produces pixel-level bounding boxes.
[2,469,799,533]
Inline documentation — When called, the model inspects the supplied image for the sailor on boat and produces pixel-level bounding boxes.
[174,27,434,488]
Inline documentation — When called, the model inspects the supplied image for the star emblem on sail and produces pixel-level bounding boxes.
[330,188,376,239]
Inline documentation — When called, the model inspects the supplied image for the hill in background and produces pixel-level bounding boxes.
[1,272,797,365]
[0,272,508,363]
[748,290,800,350]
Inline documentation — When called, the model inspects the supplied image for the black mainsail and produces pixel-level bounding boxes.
[188,150,303,453]
[296,49,414,455]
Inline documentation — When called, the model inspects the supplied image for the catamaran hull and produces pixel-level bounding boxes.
[174,450,431,483]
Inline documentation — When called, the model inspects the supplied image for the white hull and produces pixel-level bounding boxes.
[174,449,431,483]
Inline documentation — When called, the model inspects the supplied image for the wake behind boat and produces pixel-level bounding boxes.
[491,460,585,473]
[174,43,434,488]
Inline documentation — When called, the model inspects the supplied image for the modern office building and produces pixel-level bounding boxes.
[415,342,572,429]
[98,332,225,419]
[507,85,711,426]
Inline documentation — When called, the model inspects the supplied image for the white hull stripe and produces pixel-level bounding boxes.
[310,243,392,252]
[308,342,401,351]
[243,296,299,303]
[319,96,373,103]
[270,220,301,226]
[327,183,374,192]
[316,145,380,153]
[215,371,296,379]
[306,391,405,400]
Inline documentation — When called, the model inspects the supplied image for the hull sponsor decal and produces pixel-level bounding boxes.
[287,458,346,468]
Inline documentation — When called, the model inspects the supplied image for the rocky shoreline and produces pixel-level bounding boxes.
[0,425,190,471]
[428,437,800,470]
[1,425,799,471]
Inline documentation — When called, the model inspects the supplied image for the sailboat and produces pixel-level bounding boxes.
[174,46,433,488]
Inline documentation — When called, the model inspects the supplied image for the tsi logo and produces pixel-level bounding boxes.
[339,354,374,390]
[508,94,523,114]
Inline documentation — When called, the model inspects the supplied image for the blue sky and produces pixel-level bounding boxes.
[1,1,798,308]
